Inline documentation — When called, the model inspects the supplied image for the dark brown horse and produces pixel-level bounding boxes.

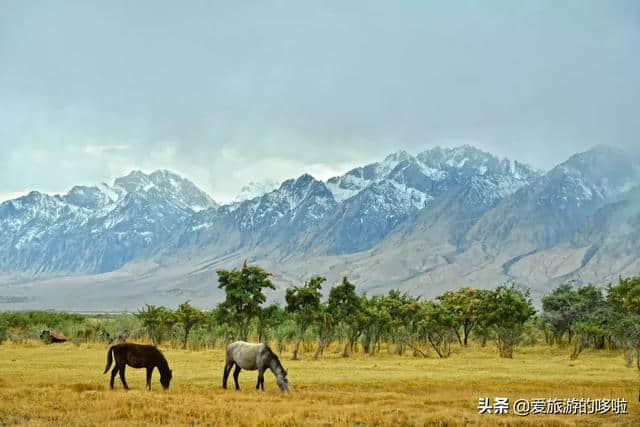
[103,343,172,390]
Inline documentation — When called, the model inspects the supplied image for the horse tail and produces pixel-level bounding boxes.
[103,345,115,374]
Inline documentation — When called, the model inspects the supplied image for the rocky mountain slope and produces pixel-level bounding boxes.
[1,145,639,310]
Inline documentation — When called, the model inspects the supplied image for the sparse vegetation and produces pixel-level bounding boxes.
[2,268,640,425]
[0,340,636,426]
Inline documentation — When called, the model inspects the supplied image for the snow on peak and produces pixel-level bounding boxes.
[112,169,217,212]
[384,150,413,164]
[324,145,541,207]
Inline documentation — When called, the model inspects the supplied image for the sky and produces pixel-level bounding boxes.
[1,1,639,203]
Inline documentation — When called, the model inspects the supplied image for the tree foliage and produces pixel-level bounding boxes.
[216,261,275,341]
[286,276,325,359]
[174,300,207,349]
[480,284,536,358]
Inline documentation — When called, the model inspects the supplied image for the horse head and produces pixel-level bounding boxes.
[160,368,173,389]
[276,367,289,393]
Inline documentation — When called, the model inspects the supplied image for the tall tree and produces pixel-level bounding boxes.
[256,304,283,344]
[541,283,581,344]
[480,284,536,358]
[437,287,491,346]
[216,261,275,341]
[360,295,392,355]
[174,300,207,349]
[327,277,362,357]
[312,303,334,360]
[135,304,176,345]
[607,276,640,376]
[414,301,458,358]
[285,276,324,360]
[381,290,418,355]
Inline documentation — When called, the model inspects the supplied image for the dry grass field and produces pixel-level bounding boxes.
[0,341,637,426]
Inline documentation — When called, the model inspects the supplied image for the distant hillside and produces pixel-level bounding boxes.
[1,145,639,311]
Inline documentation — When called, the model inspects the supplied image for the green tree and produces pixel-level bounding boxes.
[285,276,324,360]
[541,283,609,352]
[568,285,610,357]
[608,276,640,314]
[207,308,235,348]
[174,300,207,349]
[274,316,297,354]
[381,290,419,355]
[414,301,458,358]
[0,318,8,344]
[312,303,335,360]
[327,276,362,357]
[256,304,284,344]
[607,276,640,371]
[480,285,536,358]
[135,304,176,345]
[360,295,392,355]
[437,287,491,346]
[541,283,581,344]
[570,310,611,359]
[216,261,275,341]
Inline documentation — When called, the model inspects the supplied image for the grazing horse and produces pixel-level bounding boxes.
[103,343,172,390]
[223,341,289,392]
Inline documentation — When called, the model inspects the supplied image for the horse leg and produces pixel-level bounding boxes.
[110,366,119,389]
[146,367,153,390]
[222,361,233,389]
[258,367,266,391]
[119,365,129,390]
[233,365,241,390]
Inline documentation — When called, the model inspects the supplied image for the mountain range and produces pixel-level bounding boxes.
[1,145,639,311]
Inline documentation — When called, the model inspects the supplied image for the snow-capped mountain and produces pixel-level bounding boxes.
[174,174,338,257]
[0,170,217,273]
[470,145,640,254]
[112,169,218,212]
[315,145,541,254]
[325,150,414,202]
[2,145,640,310]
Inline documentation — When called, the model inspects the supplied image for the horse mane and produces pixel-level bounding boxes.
[155,348,171,376]
[263,344,284,371]
[263,344,276,359]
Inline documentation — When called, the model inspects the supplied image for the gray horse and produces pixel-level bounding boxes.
[223,341,289,392]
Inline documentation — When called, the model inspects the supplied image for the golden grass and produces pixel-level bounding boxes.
[0,341,637,426]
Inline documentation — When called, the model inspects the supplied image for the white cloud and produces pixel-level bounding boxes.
[1,1,638,202]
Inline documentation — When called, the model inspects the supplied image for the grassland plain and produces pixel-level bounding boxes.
[0,341,637,426]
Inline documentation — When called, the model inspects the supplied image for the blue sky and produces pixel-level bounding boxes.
[1,1,639,202]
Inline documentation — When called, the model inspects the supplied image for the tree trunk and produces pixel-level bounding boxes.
[342,341,350,357]
[182,327,190,349]
[624,348,634,367]
[314,338,326,360]
[292,340,301,360]
[570,336,585,360]
[407,342,428,358]
[497,339,513,358]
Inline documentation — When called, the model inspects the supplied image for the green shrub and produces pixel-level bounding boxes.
[0,318,8,344]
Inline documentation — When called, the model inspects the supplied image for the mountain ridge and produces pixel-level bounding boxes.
[1,145,639,310]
